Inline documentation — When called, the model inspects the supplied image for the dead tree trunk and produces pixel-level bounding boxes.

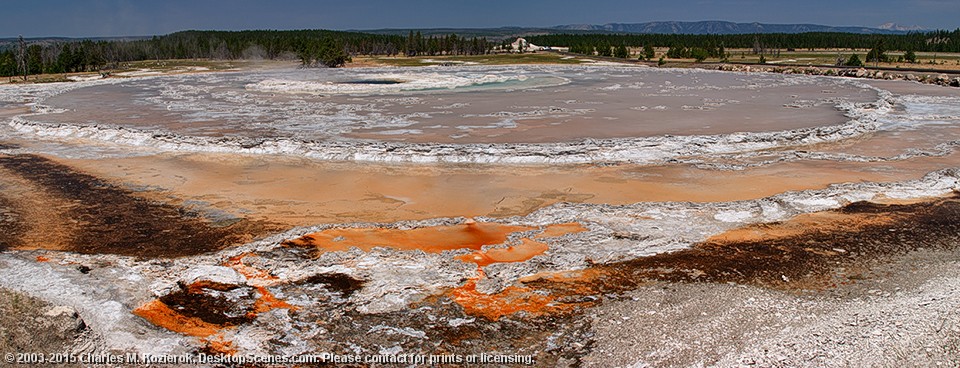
[17,35,27,81]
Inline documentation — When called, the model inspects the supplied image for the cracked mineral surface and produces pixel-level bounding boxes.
[0,64,959,367]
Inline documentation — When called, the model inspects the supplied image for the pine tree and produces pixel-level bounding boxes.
[406,30,415,56]
[904,49,917,63]
[666,46,688,59]
[614,44,629,58]
[415,31,423,56]
[597,42,612,57]
[316,39,350,68]
[865,40,888,64]
[17,35,27,81]
[844,54,863,67]
[643,44,655,60]
[690,47,709,62]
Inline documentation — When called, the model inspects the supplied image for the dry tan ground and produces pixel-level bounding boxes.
[0,288,96,363]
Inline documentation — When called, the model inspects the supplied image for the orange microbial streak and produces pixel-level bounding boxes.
[457,222,589,267]
[284,221,587,261]
[132,300,223,337]
[252,286,298,314]
[184,280,236,294]
[535,222,588,239]
[704,211,897,245]
[202,335,239,355]
[282,221,591,320]
[283,222,534,253]
[519,268,603,284]
[221,254,296,315]
[223,253,278,282]
[134,283,296,339]
[455,238,549,267]
[518,268,609,297]
[446,274,572,321]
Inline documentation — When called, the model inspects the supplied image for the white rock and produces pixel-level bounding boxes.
[180,265,247,286]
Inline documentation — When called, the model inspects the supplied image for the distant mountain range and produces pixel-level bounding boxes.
[876,22,928,32]
[357,21,932,41]
[552,21,928,35]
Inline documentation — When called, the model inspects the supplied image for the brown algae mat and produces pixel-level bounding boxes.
[0,154,279,257]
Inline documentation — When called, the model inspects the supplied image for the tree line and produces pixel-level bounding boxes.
[526,29,960,55]
[404,31,492,56]
[0,29,495,78]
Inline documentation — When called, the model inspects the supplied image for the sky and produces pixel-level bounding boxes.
[2,0,958,38]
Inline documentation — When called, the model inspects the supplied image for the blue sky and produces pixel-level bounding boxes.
[2,0,958,38]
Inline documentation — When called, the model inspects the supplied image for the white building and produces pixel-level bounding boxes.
[508,38,544,53]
